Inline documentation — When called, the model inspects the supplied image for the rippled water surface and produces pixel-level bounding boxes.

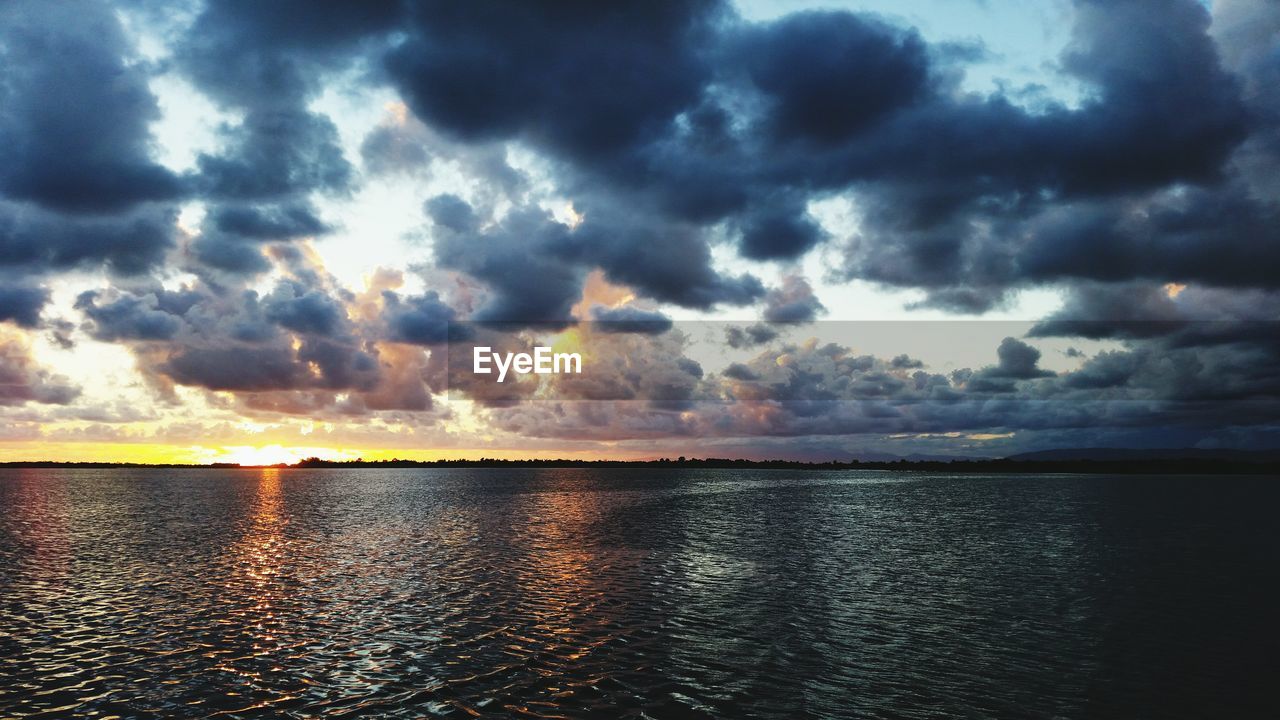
[1,468,1276,718]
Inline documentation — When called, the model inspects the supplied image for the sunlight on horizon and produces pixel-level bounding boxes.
[208,445,361,467]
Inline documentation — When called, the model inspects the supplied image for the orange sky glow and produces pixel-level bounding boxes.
[0,441,660,465]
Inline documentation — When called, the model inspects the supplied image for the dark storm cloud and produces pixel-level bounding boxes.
[961,337,1055,393]
[177,0,402,108]
[427,195,763,322]
[1016,188,1280,291]
[383,290,458,345]
[737,199,827,261]
[160,0,1272,321]
[385,0,720,161]
[1030,284,1280,359]
[75,291,183,342]
[373,0,1266,305]
[0,0,180,327]
[196,110,353,200]
[1021,279,1280,428]
[562,205,765,309]
[360,123,432,175]
[262,281,346,336]
[0,1,183,214]
[589,306,674,335]
[358,103,529,196]
[987,338,1055,380]
[1056,0,1248,192]
[1060,350,1140,390]
[428,198,584,325]
[163,0,400,277]
[1212,0,1280,198]
[425,195,477,234]
[732,10,932,145]
[296,336,380,392]
[190,234,272,276]
[0,204,176,277]
[826,0,1259,306]
[210,203,330,241]
[1029,283,1189,340]
[380,0,769,290]
[9,0,1276,323]
[162,345,310,393]
[0,284,48,328]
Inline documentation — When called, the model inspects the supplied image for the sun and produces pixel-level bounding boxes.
[210,445,357,466]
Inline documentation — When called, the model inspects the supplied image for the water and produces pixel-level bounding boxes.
[1,468,1276,718]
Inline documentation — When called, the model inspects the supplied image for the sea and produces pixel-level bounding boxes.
[1,468,1275,718]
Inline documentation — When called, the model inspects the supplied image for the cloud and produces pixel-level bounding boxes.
[3,0,1279,457]
[372,0,1264,315]
[66,267,400,412]
[359,103,526,195]
[189,234,272,276]
[0,203,176,276]
[763,275,825,323]
[0,329,79,406]
[210,203,330,240]
[563,204,765,309]
[384,1,719,161]
[428,199,585,324]
[0,283,48,328]
[0,0,183,213]
[543,328,705,409]
[959,337,1055,393]
[722,362,760,381]
[987,337,1055,380]
[196,110,353,200]
[175,0,403,109]
[382,290,458,345]
[76,290,184,341]
[262,280,346,336]
[737,198,827,261]
[589,305,673,335]
[161,345,310,393]
[725,323,780,349]
[891,354,924,370]
[168,0,390,281]
[732,10,932,145]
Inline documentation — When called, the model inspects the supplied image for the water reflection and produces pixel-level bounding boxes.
[201,468,305,714]
[437,473,643,716]
[0,468,1276,718]
[0,469,72,573]
[234,467,287,622]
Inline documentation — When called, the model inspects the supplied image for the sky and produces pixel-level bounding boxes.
[0,0,1278,464]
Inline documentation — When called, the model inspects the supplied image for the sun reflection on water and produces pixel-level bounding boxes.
[208,468,305,708]
[236,468,287,638]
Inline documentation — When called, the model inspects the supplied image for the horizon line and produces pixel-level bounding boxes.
[2,452,1278,475]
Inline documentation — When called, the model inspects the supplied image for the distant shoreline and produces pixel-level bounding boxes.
[1,456,1277,475]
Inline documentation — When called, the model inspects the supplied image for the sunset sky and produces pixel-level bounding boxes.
[1,0,1278,464]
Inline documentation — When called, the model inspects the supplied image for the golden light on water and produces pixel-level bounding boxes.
[212,466,294,692]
